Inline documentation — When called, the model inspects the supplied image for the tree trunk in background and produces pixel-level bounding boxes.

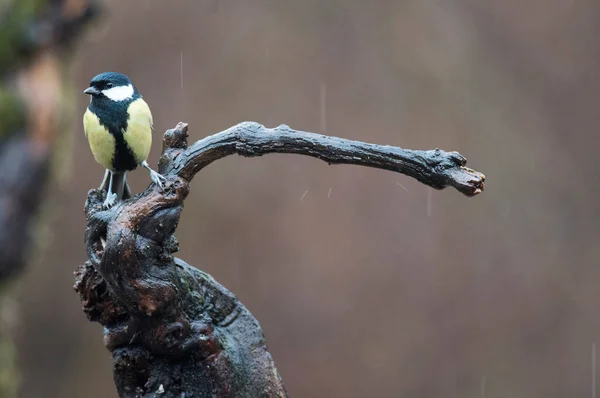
[0,1,99,395]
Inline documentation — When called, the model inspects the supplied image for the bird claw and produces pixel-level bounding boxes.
[150,170,166,191]
[102,192,117,209]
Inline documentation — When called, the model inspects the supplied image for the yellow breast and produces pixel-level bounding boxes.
[83,108,116,170]
[124,98,153,164]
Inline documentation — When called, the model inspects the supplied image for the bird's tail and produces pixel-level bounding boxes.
[101,171,132,200]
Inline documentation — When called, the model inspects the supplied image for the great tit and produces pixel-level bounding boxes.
[83,72,165,208]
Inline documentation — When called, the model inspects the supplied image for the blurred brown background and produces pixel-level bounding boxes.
[14,0,600,397]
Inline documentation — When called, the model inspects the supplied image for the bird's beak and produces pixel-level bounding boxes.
[83,86,100,95]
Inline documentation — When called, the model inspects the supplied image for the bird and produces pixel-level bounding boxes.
[82,72,165,208]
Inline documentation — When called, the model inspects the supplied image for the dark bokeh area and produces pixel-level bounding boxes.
[14,1,600,397]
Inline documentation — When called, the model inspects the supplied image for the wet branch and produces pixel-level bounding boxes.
[75,122,485,398]
[165,122,485,196]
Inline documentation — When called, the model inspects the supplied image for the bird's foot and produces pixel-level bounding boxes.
[140,160,166,191]
[150,169,166,191]
[102,192,118,209]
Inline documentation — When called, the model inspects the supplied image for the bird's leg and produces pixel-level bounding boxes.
[99,169,110,190]
[122,174,132,200]
[141,160,166,191]
[102,171,118,209]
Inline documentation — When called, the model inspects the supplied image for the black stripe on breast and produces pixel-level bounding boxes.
[89,98,138,172]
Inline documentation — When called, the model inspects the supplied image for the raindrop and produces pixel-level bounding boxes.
[300,190,308,201]
[320,82,327,134]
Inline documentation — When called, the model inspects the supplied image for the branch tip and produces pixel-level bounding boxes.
[163,122,189,150]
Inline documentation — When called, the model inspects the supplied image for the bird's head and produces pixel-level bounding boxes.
[84,72,138,102]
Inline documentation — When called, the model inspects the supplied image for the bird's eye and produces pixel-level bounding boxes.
[106,83,113,88]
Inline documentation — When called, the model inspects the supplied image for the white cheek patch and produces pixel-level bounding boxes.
[103,84,134,101]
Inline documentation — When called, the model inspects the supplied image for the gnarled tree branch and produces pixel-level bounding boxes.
[164,122,485,196]
[75,122,485,398]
